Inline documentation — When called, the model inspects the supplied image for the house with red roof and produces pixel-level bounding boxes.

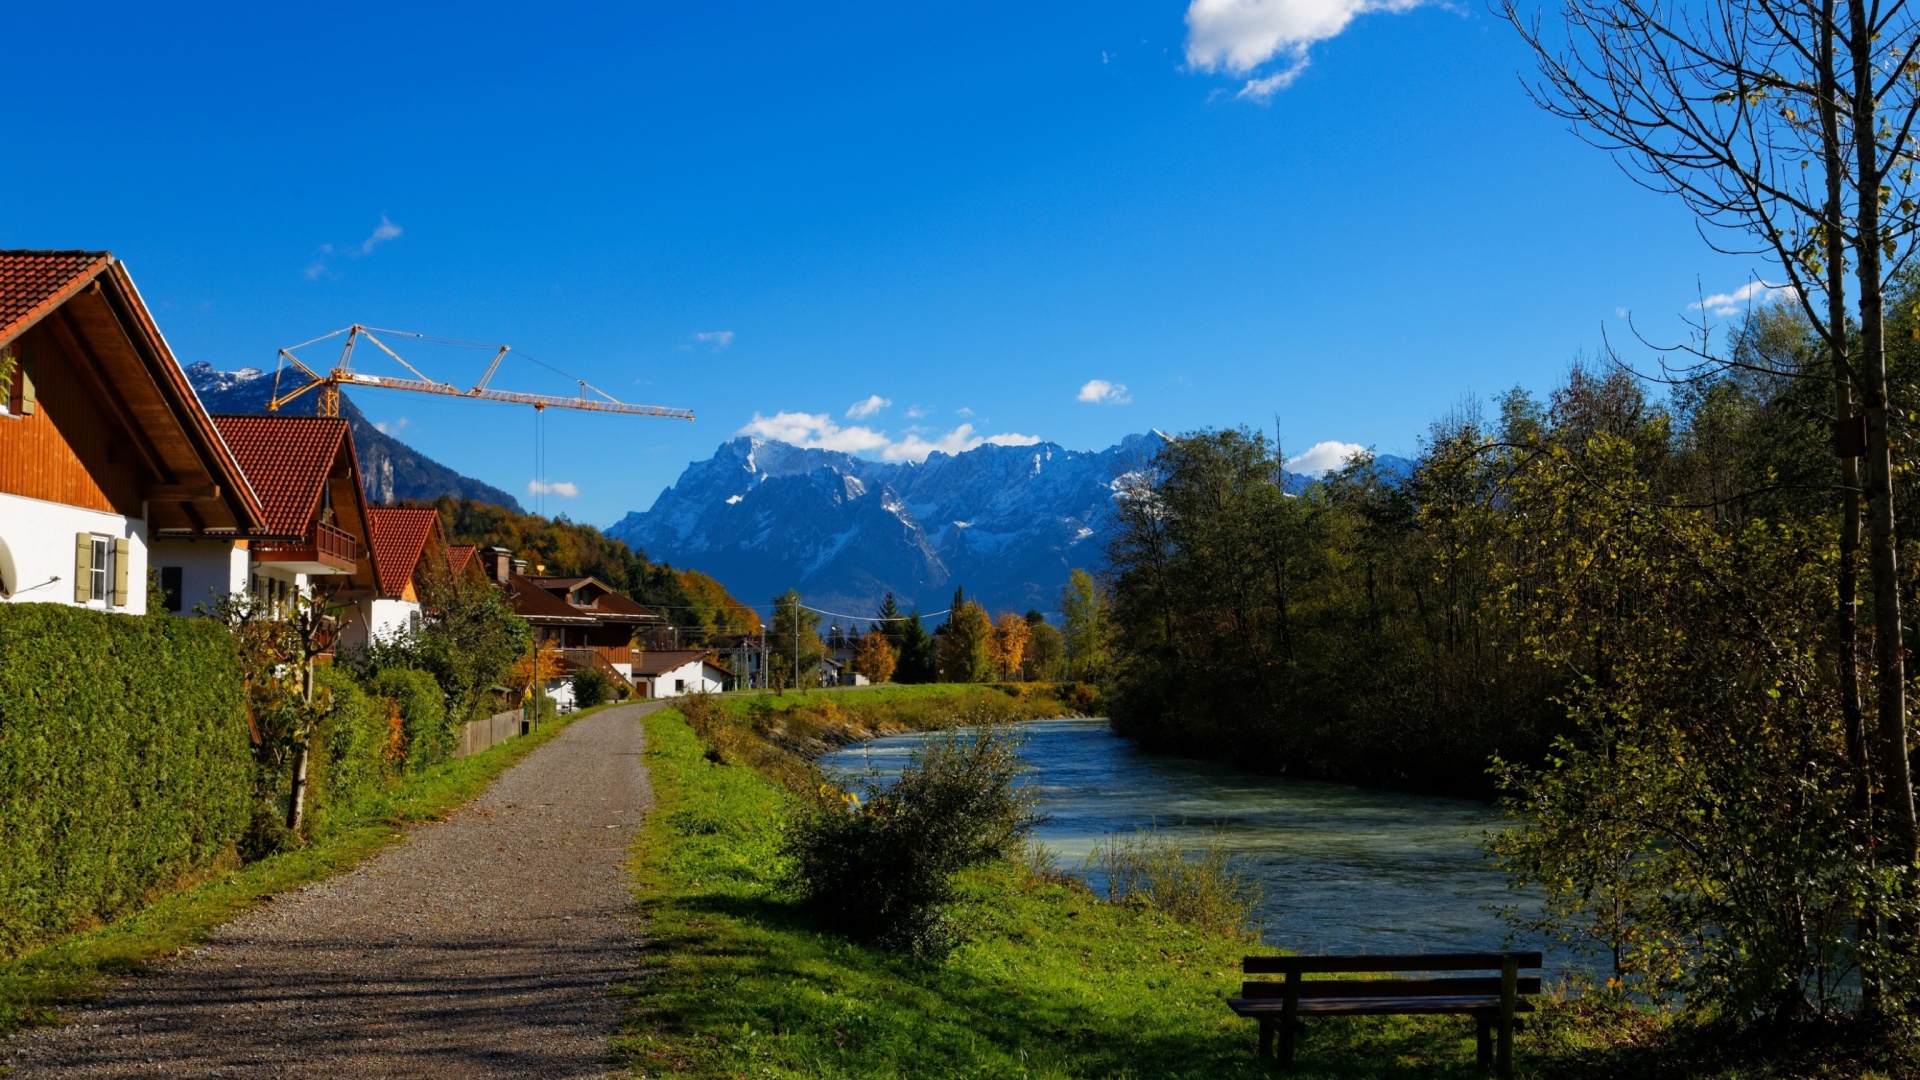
[340,507,448,650]
[210,414,381,616]
[0,251,266,615]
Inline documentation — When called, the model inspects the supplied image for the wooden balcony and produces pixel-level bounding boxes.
[255,521,357,574]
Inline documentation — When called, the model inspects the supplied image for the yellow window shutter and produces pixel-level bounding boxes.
[18,352,35,416]
[112,538,131,607]
[74,533,91,603]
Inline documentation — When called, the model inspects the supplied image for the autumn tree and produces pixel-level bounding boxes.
[1022,610,1065,682]
[852,629,897,684]
[938,601,995,683]
[990,612,1030,681]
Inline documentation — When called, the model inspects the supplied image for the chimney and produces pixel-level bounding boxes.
[513,558,528,576]
[487,546,512,584]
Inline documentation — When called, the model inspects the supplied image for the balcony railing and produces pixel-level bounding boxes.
[255,520,358,573]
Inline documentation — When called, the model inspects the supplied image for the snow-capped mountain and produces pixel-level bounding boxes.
[607,434,1169,616]
[183,362,524,511]
[609,434,1422,617]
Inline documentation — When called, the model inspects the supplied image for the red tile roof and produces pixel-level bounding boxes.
[367,508,442,598]
[0,250,113,346]
[632,650,731,677]
[447,544,479,578]
[210,415,348,537]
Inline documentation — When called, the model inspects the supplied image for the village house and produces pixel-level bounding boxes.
[338,506,448,650]
[631,649,732,697]
[0,250,266,615]
[210,414,381,619]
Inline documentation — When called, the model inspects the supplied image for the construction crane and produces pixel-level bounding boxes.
[265,324,695,421]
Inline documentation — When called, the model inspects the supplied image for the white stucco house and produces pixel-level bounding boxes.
[0,250,267,616]
[632,650,732,697]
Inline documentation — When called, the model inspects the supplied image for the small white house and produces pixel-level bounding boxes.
[632,650,732,697]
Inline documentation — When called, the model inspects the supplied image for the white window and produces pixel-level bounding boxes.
[89,536,111,602]
[674,678,686,693]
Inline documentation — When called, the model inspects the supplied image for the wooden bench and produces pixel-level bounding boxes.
[1228,951,1543,1077]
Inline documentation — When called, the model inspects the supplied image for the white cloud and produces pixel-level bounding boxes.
[906,404,928,418]
[742,411,1041,464]
[1690,280,1799,317]
[956,406,974,417]
[847,395,892,419]
[738,411,891,454]
[526,479,579,498]
[1077,378,1132,405]
[374,417,410,435]
[1286,440,1368,475]
[694,330,735,350]
[1185,0,1424,98]
[362,215,402,254]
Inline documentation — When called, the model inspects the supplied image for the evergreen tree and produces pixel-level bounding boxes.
[895,609,935,683]
[767,589,825,690]
[874,592,904,650]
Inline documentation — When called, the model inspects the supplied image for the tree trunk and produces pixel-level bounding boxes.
[1850,0,1920,870]
[1822,0,1877,1003]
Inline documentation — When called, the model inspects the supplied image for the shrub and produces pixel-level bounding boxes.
[572,666,611,710]
[306,666,397,836]
[783,718,1035,956]
[1090,828,1262,939]
[366,667,451,770]
[0,604,251,958]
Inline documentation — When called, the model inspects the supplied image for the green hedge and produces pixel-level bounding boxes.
[0,604,251,958]
[307,666,398,836]
[365,668,450,771]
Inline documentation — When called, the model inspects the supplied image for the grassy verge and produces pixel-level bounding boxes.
[620,691,1917,1079]
[619,700,1531,1079]
[0,699,623,1039]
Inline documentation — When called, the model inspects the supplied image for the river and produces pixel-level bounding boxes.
[818,717,1551,962]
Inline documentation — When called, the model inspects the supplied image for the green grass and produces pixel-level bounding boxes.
[616,704,1537,1079]
[619,697,1919,1079]
[0,699,625,1039]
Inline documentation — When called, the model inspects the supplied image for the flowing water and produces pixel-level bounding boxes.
[819,717,1555,963]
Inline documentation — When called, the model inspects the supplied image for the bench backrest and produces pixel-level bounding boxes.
[1240,952,1543,1001]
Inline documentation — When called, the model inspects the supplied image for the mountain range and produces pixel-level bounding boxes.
[606,435,1412,618]
[184,363,524,511]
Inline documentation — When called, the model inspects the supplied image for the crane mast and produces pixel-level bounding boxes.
[266,325,695,421]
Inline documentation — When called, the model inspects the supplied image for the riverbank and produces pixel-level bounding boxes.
[620,689,1913,1079]
[0,701,618,1042]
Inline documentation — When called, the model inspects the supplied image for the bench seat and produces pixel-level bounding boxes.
[1229,995,1537,1017]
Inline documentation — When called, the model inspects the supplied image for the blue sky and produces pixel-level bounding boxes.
[3,0,1765,526]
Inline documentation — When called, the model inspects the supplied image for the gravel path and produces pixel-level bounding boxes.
[2,702,657,1079]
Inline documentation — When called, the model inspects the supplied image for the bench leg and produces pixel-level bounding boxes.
[1476,1016,1492,1071]
[1258,1018,1273,1063]
[1278,1015,1296,1068]
[1496,1014,1513,1079]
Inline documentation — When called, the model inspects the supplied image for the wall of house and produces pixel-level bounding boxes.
[0,327,144,517]
[337,597,421,652]
[148,537,247,616]
[0,491,147,615]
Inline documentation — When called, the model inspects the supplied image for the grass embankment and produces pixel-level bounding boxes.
[621,690,1524,1079]
[621,688,1917,1079]
[0,700,622,1039]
